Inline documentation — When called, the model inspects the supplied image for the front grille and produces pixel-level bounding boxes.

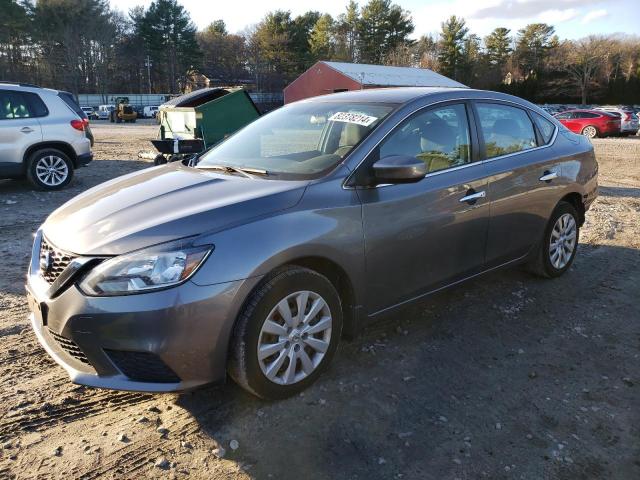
[48,329,91,365]
[40,237,76,284]
[104,350,180,383]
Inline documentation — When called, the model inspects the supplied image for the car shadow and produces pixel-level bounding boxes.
[174,242,640,480]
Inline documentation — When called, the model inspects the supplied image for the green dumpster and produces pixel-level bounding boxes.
[156,88,260,151]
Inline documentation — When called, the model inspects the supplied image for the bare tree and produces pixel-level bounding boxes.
[562,36,609,105]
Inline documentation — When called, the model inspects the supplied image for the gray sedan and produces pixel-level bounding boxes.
[26,87,598,399]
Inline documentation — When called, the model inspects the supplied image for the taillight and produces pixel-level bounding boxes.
[70,119,85,131]
[624,113,632,121]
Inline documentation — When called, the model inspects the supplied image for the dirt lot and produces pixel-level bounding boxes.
[0,123,639,479]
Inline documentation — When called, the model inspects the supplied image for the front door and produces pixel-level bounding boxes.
[355,102,490,314]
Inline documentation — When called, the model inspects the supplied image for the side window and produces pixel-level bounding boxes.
[555,112,571,120]
[532,112,556,144]
[0,90,34,120]
[23,92,48,117]
[379,103,471,174]
[476,103,537,158]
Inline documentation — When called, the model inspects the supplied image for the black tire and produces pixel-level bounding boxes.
[528,201,580,278]
[25,148,74,191]
[228,266,343,399]
[153,154,167,166]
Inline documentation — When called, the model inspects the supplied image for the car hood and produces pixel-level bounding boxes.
[43,163,307,255]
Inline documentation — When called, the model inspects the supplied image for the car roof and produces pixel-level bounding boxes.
[0,82,60,95]
[302,87,533,106]
[562,109,605,113]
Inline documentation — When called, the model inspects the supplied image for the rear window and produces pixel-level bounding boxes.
[58,91,85,118]
[476,103,537,158]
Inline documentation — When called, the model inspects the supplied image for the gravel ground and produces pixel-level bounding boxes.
[0,123,638,479]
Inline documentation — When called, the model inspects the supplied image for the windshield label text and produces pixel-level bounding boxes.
[329,112,378,127]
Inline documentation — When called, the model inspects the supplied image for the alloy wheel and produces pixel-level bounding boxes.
[549,213,577,269]
[582,126,597,138]
[257,290,332,385]
[35,155,69,187]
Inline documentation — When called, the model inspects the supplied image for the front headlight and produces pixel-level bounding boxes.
[79,241,212,296]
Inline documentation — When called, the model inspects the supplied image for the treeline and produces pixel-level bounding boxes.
[1,0,639,104]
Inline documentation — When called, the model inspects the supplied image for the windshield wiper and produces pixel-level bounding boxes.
[197,164,268,179]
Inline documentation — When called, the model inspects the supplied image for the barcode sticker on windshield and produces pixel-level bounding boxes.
[329,112,378,127]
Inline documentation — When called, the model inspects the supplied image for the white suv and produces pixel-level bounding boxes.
[0,82,93,190]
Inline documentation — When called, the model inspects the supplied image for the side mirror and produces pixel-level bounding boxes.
[372,155,427,184]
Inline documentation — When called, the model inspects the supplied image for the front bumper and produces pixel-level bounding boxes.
[26,232,261,392]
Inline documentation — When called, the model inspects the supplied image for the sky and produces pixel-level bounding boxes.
[109,0,638,39]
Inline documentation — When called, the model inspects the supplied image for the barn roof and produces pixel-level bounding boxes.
[322,61,467,88]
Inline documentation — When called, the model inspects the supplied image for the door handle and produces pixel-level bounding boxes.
[20,127,34,133]
[539,171,558,182]
[459,190,486,204]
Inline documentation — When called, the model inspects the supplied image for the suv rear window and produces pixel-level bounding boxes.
[0,90,48,119]
[58,91,85,118]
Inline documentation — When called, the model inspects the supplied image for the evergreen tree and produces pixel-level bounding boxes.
[485,27,512,66]
[136,0,201,92]
[309,14,335,60]
[437,15,468,81]
[515,23,557,78]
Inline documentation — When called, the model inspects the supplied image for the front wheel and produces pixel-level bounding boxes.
[228,267,342,399]
[581,125,598,138]
[528,201,580,278]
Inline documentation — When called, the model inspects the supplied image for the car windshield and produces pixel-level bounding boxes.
[197,101,396,179]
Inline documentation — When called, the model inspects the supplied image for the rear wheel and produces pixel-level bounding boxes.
[228,266,342,399]
[528,201,580,278]
[581,125,598,138]
[25,148,74,190]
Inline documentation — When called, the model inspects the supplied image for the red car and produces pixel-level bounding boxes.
[554,109,621,138]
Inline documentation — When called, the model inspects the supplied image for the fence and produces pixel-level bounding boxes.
[77,92,284,108]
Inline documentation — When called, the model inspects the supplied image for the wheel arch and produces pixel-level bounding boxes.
[559,192,585,226]
[23,142,78,169]
[288,256,359,339]
[234,255,361,343]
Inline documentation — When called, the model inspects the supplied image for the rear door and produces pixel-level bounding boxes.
[356,102,491,314]
[0,89,44,171]
[557,111,580,133]
[474,101,562,267]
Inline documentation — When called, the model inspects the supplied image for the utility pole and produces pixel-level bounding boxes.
[145,56,152,94]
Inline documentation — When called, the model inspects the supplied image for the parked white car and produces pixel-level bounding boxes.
[0,82,93,190]
[81,106,98,120]
[143,105,159,118]
[594,106,639,136]
[97,104,114,120]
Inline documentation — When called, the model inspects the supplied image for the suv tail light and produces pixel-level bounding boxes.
[70,119,85,131]
[624,112,633,121]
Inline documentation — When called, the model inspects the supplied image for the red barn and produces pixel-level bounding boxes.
[284,61,467,104]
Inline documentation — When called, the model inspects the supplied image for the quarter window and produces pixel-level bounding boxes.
[379,103,471,174]
[476,103,537,158]
[532,112,556,144]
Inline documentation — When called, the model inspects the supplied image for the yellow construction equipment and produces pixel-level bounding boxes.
[110,97,137,123]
